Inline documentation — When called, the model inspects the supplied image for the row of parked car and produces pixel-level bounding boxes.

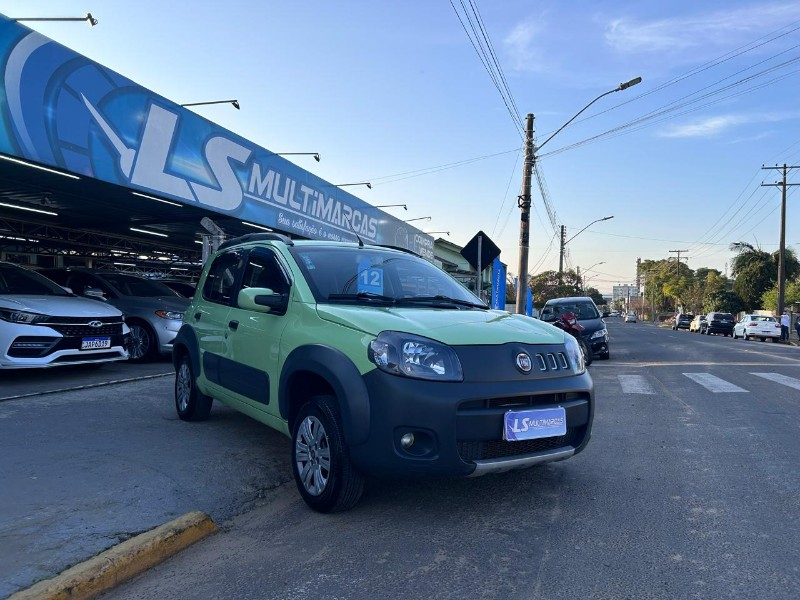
[672,311,783,341]
[0,262,196,370]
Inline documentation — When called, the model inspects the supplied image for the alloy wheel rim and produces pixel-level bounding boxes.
[129,325,149,359]
[295,415,331,496]
[177,362,191,412]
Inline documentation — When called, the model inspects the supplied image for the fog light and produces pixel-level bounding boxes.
[400,432,415,449]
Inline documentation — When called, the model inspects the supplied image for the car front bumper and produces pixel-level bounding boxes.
[351,368,594,478]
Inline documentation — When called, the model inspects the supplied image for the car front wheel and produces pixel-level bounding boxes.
[292,395,364,513]
[175,354,213,421]
[128,322,156,362]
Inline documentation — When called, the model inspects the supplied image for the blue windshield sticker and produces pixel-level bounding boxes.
[357,260,384,295]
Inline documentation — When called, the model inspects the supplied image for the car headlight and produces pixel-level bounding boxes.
[590,328,607,340]
[0,309,50,324]
[369,331,463,381]
[563,333,586,375]
[155,310,184,320]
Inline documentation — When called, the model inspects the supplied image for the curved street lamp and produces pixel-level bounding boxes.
[515,76,642,314]
[274,152,320,162]
[560,216,614,274]
[375,204,407,210]
[403,216,431,223]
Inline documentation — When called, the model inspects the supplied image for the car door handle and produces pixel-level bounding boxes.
[194,312,202,321]
[228,320,239,331]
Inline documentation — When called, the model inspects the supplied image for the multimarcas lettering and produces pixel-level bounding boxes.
[510,417,565,433]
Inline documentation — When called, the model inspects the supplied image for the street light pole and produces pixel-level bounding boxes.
[559,216,614,277]
[515,77,641,314]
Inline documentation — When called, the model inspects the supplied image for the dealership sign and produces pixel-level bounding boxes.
[0,15,433,258]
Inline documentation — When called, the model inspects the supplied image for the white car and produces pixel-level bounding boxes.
[624,312,637,323]
[0,262,129,369]
[732,314,781,342]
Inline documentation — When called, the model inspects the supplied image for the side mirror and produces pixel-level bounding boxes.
[83,287,107,301]
[237,287,287,313]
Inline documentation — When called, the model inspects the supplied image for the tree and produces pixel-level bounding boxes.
[729,242,799,310]
[760,280,800,313]
[527,270,582,307]
[584,287,605,307]
[704,290,746,315]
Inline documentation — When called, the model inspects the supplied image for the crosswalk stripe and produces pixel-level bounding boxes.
[618,375,655,394]
[682,373,748,393]
[750,373,800,391]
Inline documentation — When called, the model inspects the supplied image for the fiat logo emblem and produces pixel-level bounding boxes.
[88,320,103,328]
[515,352,532,373]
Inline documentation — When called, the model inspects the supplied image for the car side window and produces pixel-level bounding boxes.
[202,250,244,306]
[236,249,291,314]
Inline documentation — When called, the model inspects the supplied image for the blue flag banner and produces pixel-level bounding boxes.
[526,287,533,317]
[491,258,505,309]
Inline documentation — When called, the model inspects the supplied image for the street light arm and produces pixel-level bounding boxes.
[565,216,614,245]
[536,77,642,153]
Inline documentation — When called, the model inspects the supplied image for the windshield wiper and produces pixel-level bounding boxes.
[397,295,487,310]
[327,292,397,304]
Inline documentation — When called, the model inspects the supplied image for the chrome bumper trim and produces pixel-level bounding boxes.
[468,447,575,477]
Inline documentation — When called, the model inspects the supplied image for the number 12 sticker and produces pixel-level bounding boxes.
[357,261,384,295]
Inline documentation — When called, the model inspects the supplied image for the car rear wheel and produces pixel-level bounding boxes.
[175,354,213,421]
[128,321,157,362]
[292,395,364,513]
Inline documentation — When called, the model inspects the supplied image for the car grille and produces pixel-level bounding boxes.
[457,428,583,462]
[459,391,582,411]
[37,316,123,337]
[456,391,590,463]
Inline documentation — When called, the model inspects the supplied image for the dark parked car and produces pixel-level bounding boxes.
[701,311,735,336]
[673,313,694,330]
[540,296,609,360]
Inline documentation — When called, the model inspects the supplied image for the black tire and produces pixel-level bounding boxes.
[175,353,213,421]
[772,337,779,343]
[292,395,364,513]
[599,351,610,360]
[128,321,157,362]
[579,338,593,367]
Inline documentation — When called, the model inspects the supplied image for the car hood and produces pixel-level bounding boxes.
[0,295,123,317]
[315,305,565,345]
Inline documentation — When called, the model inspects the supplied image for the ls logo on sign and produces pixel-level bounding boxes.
[82,96,252,211]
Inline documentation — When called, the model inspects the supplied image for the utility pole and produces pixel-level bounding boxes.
[636,257,641,289]
[668,249,689,274]
[558,224,566,279]
[761,164,800,316]
[515,114,535,314]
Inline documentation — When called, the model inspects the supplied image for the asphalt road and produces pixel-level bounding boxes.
[3,320,800,599]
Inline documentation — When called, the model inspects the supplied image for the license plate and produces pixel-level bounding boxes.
[81,337,111,350]
[504,407,567,442]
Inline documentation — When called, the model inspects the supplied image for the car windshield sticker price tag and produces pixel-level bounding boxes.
[356,259,384,295]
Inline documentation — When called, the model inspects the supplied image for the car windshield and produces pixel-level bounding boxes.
[0,264,71,296]
[540,301,600,322]
[290,246,487,308]
[100,273,181,297]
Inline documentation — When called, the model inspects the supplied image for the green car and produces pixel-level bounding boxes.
[173,233,594,512]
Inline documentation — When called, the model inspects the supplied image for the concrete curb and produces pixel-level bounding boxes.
[9,511,217,600]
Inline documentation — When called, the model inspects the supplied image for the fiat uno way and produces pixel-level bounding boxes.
[173,234,594,512]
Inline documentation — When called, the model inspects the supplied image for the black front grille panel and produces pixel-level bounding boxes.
[46,323,123,337]
[52,352,123,363]
[457,426,585,462]
[8,334,127,358]
[459,391,585,411]
[455,391,590,463]
[35,317,123,338]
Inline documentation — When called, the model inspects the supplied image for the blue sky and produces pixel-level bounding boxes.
[5,0,800,293]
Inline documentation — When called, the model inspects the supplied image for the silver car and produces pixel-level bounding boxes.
[40,268,189,361]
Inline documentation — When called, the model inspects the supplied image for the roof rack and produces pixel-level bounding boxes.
[218,232,294,251]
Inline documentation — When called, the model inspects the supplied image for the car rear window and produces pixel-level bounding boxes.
[715,313,733,320]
